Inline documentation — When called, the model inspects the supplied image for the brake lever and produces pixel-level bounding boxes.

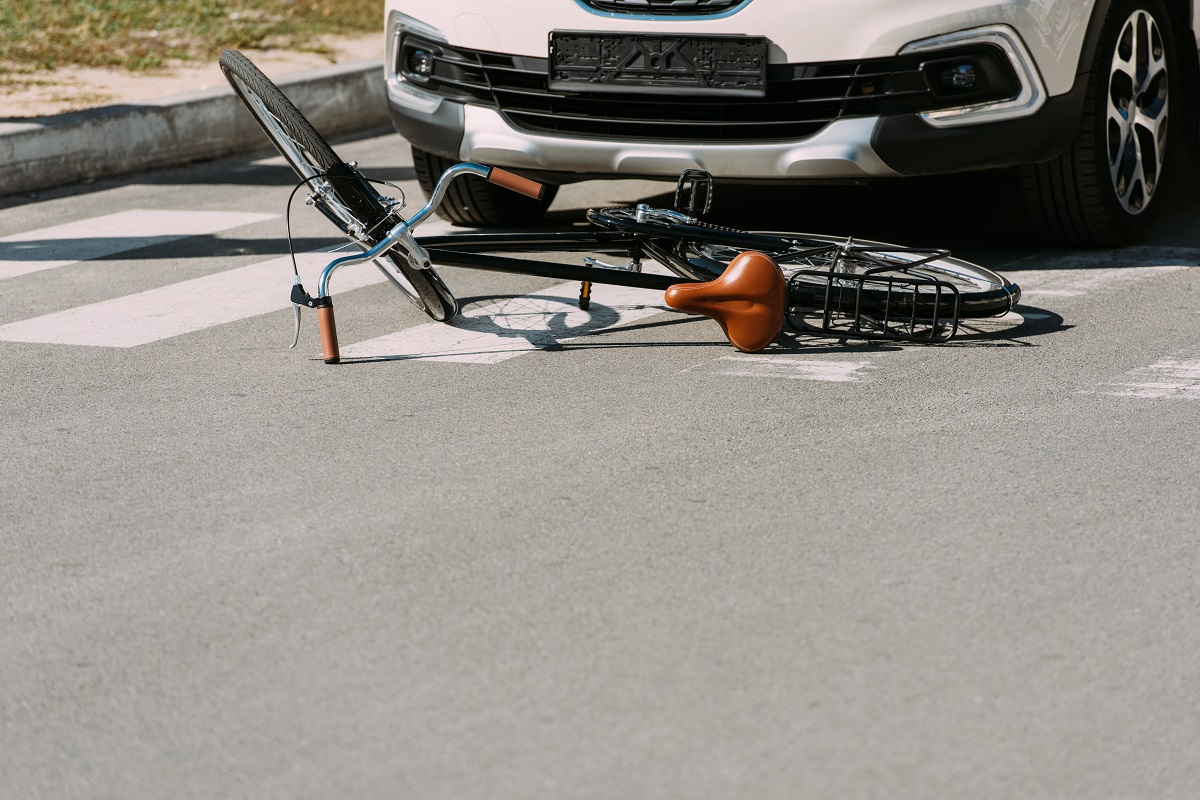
[290,276,311,349]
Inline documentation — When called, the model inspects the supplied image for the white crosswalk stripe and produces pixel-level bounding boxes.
[694,355,878,382]
[0,249,386,347]
[1016,265,1189,298]
[340,280,667,363]
[1096,356,1200,400]
[0,209,276,280]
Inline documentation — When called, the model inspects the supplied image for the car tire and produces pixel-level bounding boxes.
[1020,0,1175,246]
[411,147,558,226]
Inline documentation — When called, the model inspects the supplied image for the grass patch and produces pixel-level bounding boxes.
[0,64,56,93]
[0,0,382,71]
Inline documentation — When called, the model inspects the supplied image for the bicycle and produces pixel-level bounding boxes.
[219,50,1021,364]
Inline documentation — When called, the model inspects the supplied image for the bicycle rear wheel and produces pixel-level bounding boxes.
[691,234,1018,319]
[587,207,1019,319]
[219,49,456,321]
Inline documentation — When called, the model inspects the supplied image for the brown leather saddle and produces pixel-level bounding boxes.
[664,251,786,352]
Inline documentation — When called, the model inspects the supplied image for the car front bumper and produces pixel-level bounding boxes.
[384,8,1088,183]
[387,77,1086,183]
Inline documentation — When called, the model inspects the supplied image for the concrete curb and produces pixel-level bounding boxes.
[0,60,388,197]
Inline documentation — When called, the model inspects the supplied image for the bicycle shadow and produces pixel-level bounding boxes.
[339,291,680,363]
[771,302,1066,350]
[336,290,1068,364]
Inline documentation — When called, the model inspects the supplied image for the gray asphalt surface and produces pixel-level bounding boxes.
[2,130,1198,799]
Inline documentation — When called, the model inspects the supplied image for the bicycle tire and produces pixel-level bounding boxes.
[218,49,456,321]
[587,207,1019,318]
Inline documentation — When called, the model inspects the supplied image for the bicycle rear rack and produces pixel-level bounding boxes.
[785,267,961,343]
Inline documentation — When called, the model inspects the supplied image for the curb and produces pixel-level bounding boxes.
[0,60,388,198]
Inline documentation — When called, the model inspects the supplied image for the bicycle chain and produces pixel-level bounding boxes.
[590,208,755,238]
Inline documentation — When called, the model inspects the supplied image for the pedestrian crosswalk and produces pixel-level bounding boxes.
[1,207,1197,390]
[0,249,383,347]
[0,209,276,280]
[0,207,670,356]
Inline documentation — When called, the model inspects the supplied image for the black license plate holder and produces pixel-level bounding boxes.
[549,32,767,97]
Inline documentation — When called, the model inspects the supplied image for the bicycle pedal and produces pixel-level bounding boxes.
[579,281,591,310]
[674,169,713,217]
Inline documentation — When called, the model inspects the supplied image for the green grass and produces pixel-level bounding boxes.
[0,0,382,71]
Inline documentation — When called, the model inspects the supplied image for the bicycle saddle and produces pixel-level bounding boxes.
[664,251,786,352]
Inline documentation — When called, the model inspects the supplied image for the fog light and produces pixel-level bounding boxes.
[407,49,434,77]
[942,64,977,90]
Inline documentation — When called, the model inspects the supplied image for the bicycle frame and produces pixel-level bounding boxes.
[311,168,691,301]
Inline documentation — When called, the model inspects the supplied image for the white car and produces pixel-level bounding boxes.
[383,0,1197,245]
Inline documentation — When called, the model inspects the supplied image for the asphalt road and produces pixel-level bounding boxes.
[2,130,1198,799]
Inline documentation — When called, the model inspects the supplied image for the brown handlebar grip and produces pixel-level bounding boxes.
[487,167,546,200]
[316,303,340,364]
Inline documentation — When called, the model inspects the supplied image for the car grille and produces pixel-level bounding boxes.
[399,39,1015,143]
[579,0,745,15]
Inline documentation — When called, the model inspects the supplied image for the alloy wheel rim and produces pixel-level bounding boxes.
[1107,9,1169,215]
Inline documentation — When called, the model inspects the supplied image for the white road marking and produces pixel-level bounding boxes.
[0,249,387,347]
[1013,266,1189,298]
[700,355,877,382]
[0,210,277,280]
[0,211,465,348]
[1097,358,1200,400]
[340,281,668,363]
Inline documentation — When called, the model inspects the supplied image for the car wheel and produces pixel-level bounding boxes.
[411,146,558,226]
[1020,0,1175,246]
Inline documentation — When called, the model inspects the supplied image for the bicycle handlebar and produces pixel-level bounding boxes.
[317,163,548,297]
[487,167,545,200]
[403,163,546,232]
[306,161,548,362]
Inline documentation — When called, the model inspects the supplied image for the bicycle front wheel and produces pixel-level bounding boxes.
[218,49,457,321]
